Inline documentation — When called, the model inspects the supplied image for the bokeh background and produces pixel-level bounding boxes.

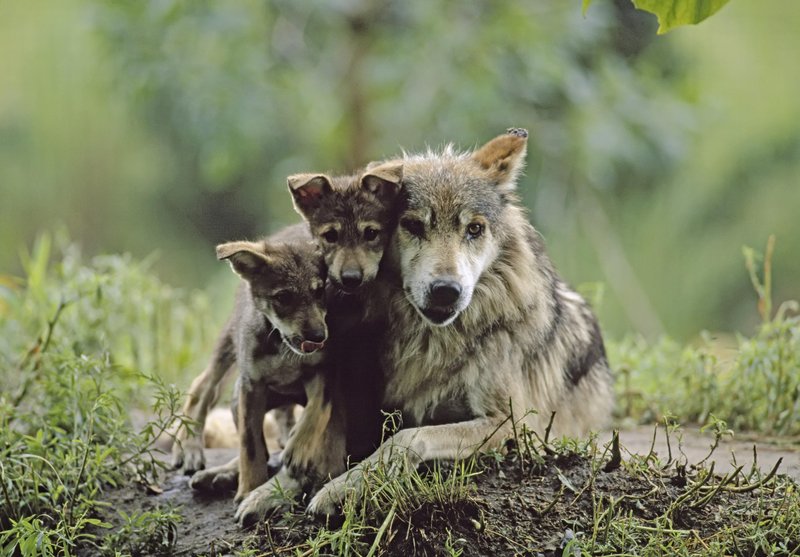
[1,0,798,341]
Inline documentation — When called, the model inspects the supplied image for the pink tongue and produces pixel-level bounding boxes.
[301,340,325,353]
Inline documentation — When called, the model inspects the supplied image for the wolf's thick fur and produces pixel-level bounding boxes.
[309,129,614,514]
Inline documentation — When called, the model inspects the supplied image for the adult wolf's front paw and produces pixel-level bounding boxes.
[233,470,300,528]
[307,473,359,516]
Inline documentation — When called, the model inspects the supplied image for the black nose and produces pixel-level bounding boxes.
[340,269,363,289]
[429,279,462,307]
[304,329,327,344]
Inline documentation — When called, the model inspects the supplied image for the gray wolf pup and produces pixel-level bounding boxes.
[231,164,404,526]
[173,224,331,506]
[309,129,614,514]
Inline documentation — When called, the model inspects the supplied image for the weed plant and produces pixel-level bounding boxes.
[0,233,211,556]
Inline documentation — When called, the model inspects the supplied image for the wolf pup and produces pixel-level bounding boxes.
[287,161,403,299]
[309,129,614,514]
[232,163,403,527]
[173,224,331,505]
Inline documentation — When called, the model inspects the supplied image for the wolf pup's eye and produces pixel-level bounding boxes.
[363,227,380,241]
[314,285,325,300]
[467,222,484,239]
[273,291,295,305]
[322,229,338,244]
[400,218,425,238]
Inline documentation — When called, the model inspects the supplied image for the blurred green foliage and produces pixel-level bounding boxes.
[1,0,798,339]
[614,237,800,435]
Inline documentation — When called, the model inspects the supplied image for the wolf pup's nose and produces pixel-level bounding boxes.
[429,279,462,307]
[305,329,327,344]
[299,329,326,353]
[340,269,363,289]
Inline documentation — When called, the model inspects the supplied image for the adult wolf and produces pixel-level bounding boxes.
[309,128,614,513]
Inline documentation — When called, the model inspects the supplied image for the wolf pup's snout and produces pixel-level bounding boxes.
[339,267,363,290]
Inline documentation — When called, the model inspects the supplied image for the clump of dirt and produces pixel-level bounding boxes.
[381,448,783,556]
[91,430,800,556]
[90,450,252,556]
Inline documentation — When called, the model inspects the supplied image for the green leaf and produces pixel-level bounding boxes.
[631,0,731,34]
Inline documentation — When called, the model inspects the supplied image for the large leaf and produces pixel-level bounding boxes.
[583,0,731,33]
[632,0,731,33]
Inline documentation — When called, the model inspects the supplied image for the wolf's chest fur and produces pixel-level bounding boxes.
[381,298,475,426]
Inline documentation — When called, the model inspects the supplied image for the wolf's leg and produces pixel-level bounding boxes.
[283,373,346,482]
[234,377,271,502]
[172,327,235,474]
[270,404,298,448]
[190,456,240,492]
[235,372,347,528]
[307,417,508,515]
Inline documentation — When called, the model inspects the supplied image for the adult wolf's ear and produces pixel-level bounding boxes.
[288,174,333,217]
[216,241,272,280]
[361,161,403,204]
[470,128,528,193]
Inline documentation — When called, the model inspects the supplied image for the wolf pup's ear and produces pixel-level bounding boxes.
[470,128,528,193]
[216,241,272,280]
[361,161,403,204]
[288,174,333,217]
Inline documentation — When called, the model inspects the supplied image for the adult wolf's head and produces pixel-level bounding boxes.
[396,128,528,327]
[288,163,403,294]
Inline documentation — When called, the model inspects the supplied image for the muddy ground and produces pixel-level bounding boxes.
[96,427,799,556]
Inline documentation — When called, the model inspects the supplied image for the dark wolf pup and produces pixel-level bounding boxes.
[230,163,404,526]
[309,129,614,514]
[173,224,333,507]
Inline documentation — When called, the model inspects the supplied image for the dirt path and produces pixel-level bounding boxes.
[617,425,800,479]
[103,427,799,556]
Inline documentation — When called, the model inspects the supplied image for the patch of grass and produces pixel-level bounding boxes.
[251,420,799,556]
[0,232,210,556]
[98,508,182,557]
[612,236,800,435]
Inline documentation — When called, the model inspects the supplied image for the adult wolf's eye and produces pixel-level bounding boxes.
[273,291,295,305]
[363,227,380,241]
[322,229,338,243]
[467,222,484,239]
[400,218,425,238]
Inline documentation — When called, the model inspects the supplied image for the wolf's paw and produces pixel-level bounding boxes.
[172,439,205,475]
[190,467,238,493]
[307,473,356,516]
[234,470,300,528]
[505,127,528,138]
